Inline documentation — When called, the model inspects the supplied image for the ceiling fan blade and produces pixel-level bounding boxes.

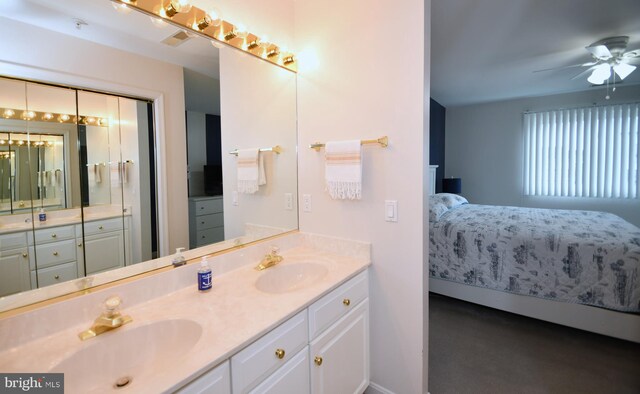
[533,62,597,73]
[586,44,612,59]
[570,66,597,80]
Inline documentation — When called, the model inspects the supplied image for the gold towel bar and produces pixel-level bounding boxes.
[229,145,283,156]
[309,136,388,151]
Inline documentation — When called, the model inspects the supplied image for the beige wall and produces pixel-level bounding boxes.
[0,18,188,255]
[295,1,427,392]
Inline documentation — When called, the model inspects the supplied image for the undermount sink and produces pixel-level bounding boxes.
[256,262,329,294]
[51,319,202,393]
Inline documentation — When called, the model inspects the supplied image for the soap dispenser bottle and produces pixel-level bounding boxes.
[172,247,186,267]
[38,208,46,222]
[198,256,212,292]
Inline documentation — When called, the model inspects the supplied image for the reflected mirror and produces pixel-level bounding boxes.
[0,0,298,310]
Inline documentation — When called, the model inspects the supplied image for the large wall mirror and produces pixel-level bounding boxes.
[0,0,298,311]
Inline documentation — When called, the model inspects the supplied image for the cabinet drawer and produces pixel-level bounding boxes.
[194,198,223,215]
[249,347,310,394]
[196,213,224,231]
[32,225,75,245]
[35,240,76,269]
[36,261,78,287]
[308,270,368,340]
[177,361,230,394]
[196,227,224,246]
[231,310,308,394]
[0,232,28,250]
[83,218,124,236]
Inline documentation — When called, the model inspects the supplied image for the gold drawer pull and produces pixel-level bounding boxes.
[343,298,351,306]
[314,356,323,366]
[22,253,28,258]
[99,226,104,230]
[54,275,60,280]
[53,251,59,256]
[51,234,57,238]
[275,348,285,359]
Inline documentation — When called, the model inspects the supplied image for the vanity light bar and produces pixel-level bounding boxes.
[0,108,108,127]
[111,0,297,73]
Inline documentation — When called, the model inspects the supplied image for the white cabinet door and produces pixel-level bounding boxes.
[249,348,310,394]
[0,248,31,297]
[176,361,230,394]
[310,299,369,394]
[83,231,125,275]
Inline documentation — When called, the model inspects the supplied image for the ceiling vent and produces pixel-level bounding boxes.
[161,30,192,47]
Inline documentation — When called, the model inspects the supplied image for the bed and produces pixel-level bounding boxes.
[428,193,640,342]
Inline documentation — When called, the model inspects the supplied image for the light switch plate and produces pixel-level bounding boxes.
[385,200,397,222]
[303,194,312,212]
[232,191,239,206]
[284,193,293,210]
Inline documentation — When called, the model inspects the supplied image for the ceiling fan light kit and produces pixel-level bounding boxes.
[536,35,639,98]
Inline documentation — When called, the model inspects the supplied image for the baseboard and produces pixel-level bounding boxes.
[366,382,395,394]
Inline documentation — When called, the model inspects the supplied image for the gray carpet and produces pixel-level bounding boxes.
[428,293,640,394]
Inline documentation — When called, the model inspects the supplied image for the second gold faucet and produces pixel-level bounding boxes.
[255,246,283,271]
[78,296,132,341]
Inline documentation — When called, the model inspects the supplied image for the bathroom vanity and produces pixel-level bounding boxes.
[0,233,371,394]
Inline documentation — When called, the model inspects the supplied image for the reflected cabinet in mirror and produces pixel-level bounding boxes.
[0,0,298,311]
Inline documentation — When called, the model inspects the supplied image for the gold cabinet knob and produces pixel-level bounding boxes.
[314,356,323,366]
[99,226,104,230]
[22,253,28,258]
[51,234,57,238]
[53,251,59,256]
[343,298,351,306]
[275,348,285,359]
[54,275,60,280]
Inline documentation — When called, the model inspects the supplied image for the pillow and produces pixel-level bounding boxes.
[429,194,469,222]
[431,193,468,209]
[429,201,449,222]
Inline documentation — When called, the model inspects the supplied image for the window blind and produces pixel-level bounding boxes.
[523,103,639,198]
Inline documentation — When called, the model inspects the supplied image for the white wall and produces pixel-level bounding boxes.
[184,69,221,116]
[446,85,640,227]
[219,50,298,239]
[0,17,189,254]
[295,1,427,392]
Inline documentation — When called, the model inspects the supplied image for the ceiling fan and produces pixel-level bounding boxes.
[536,36,640,85]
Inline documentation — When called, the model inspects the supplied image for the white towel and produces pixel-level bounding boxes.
[237,149,266,194]
[325,140,362,200]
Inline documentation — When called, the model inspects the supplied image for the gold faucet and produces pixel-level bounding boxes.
[78,296,132,341]
[255,246,283,271]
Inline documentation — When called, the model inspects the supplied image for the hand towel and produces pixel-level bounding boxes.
[325,140,362,200]
[237,149,262,194]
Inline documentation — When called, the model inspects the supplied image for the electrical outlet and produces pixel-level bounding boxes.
[303,194,312,212]
[232,191,239,206]
[284,193,293,210]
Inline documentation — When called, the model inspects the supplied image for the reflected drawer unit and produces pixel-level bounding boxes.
[189,196,224,249]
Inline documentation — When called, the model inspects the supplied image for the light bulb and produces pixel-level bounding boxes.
[59,114,70,122]
[43,113,54,121]
[613,63,636,80]
[2,109,15,118]
[208,8,222,26]
[235,23,248,39]
[259,35,270,49]
[587,64,611,85]
[22,111,36,120]
[177,0,192,13]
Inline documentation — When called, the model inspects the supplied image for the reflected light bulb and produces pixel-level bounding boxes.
[43,113,54,121]
[111,2,131,14]
[2,109,15,118]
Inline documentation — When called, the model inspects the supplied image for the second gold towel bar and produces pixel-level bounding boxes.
[309,136,388,151]
[229,145,282,156]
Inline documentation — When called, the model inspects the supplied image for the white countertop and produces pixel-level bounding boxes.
[0,237,370,393]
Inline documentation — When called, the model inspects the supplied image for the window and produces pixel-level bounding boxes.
[523,103,639,198]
